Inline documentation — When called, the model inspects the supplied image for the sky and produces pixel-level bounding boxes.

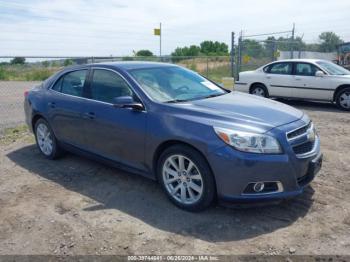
[0,0,349,57]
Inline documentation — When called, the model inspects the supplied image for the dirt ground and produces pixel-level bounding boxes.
[0,99,349,256]
[0,81,41,129]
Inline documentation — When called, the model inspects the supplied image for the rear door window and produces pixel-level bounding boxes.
[58,70,88,97]
[268,62,293,75]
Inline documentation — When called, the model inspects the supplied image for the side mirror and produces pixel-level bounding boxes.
[315,71,325,77]
[112,96,144,111]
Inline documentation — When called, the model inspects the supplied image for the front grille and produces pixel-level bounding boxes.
[287,122,311,140]
[286,121,316,157]
[293,141,315,155]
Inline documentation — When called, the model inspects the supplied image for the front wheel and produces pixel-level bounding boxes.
[335,87,350,111]
[157,145,216,211]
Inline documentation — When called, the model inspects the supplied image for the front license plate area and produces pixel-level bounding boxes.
[298,153,323,187]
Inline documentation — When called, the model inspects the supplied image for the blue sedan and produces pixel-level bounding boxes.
[24,62,322,211]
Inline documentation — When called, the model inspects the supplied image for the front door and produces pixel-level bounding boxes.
[291,62,333,100]
[83,68,147,170]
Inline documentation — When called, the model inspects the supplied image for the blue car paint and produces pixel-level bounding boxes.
[24,62,322,203]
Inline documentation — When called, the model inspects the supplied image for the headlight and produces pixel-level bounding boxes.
[214,127,282,154]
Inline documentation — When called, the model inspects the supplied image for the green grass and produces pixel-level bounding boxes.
[0,58,264,83]
[0,65,61,81]
[0,125,33,145]
[207,65,231,83]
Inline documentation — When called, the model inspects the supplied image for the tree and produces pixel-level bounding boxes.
[200,41,228,55]
[187,45,201,56]
[305,43,321,52]
[171,45,201,57]
[241,39,264,58]
[64,59,73,66]
[319,32,343,52]
[270,36,306,52]
[42,61,50,67]
[171,40,228,57]
[10,57,25,65]
[135,50,154,56]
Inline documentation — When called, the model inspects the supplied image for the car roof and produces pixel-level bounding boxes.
[90,61,177,70]
[272,59,325,63]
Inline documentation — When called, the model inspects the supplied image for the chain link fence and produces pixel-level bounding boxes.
[0,56,232,130]
[236,38,298,78]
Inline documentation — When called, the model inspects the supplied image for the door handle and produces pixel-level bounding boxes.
[266,76,271,79]
[295,78,301,81]
[48,102,56,108]
[83,112,95,120]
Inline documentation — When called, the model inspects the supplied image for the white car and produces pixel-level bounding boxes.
[235,59,350,111]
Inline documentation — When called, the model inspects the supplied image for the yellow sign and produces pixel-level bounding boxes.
[154,28,161,36]
[243,55,251,64]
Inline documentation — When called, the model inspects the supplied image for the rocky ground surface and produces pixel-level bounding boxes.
[0,99,349,256]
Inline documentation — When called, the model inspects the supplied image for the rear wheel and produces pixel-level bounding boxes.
[335,87,350,111]
[34,118,62,159]
[250,84,268,98]
[157,145,215,211]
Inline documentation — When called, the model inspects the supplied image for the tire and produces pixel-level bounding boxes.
[157,145,216,212]
[34,118,63,159]
[250,84,269,98]
[335,87,350,111]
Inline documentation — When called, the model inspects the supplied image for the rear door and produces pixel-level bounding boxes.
[291,62,333,100]
[47,69,89,147]
[265,62,294,97]
[82,68,147,170]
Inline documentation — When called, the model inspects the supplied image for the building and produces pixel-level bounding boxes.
[278,51,337,61]
[338,42,350,69]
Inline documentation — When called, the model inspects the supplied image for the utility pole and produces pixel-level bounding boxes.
[230,32,235,78]
[159,22,162,58]
[237,30,243,80]
[290,23,295,59]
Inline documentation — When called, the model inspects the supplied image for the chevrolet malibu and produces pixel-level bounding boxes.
[24,62,323,211]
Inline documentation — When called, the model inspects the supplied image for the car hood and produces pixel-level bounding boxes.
[174,92,304,133]
[331,74,350,79]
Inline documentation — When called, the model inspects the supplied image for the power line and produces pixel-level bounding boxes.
[243,30,293,38]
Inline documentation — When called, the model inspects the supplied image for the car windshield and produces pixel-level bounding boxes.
[316,61,350,75]
[128,66,226,103]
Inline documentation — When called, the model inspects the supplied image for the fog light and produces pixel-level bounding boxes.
[253,182,265,192]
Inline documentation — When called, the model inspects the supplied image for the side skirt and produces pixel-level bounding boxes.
[58,142,156,181]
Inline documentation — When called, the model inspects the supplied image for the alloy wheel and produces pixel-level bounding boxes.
[252,87,266,97]
[339,91,350,109]
[36,123,53,156]
[162,154,203,205]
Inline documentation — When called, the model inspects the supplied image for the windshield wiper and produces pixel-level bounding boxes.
[165,99,191,103]
[165,93,225,103]
[200,93,225,99]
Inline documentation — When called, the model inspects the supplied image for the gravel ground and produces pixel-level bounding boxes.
[0,98,349,256]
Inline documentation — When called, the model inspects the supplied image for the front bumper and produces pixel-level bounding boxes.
[207,134,322,203]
